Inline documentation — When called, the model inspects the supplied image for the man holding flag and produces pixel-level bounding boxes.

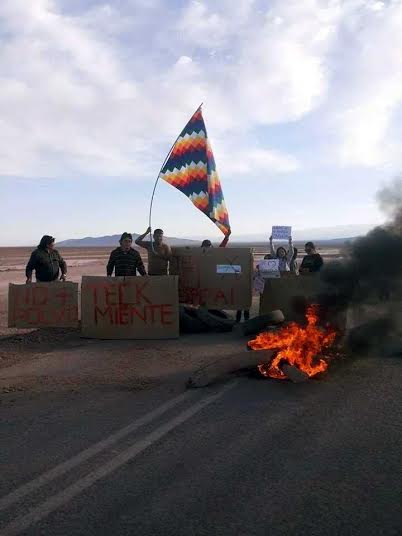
[135,227,172,276]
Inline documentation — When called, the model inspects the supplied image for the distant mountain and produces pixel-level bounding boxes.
[58,233,199,247]
[222,223,379,243]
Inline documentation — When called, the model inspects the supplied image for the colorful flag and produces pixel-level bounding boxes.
[159,107,230,236]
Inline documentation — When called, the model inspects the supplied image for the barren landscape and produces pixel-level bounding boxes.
[0,245,341,395]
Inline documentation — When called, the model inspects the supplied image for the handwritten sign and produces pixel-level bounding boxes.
[8,282,79,328]
[171,247,253,310]
[258,259,280,278]
[272,226,292,240]
[81,276,179,339]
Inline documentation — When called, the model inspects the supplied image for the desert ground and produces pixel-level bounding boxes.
[0,244,342,395]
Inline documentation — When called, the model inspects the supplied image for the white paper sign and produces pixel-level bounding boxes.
[216,264,242,274]
[259,259,280,272]
[272,226,292,240]
[258,259,280,279]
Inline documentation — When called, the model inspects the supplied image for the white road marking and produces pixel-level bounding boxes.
[2,380,238,536]
[0,390,191,512]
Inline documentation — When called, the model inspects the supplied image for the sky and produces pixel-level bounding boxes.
[1,0,402,246]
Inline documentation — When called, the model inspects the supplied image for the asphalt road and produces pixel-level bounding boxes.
[1,356,401,536]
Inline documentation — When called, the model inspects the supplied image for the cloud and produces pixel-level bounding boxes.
[0,0,402,183]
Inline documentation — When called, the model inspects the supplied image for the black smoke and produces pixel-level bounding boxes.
[318,178,402,353]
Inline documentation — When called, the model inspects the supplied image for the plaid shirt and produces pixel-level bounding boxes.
[107,248,146,276]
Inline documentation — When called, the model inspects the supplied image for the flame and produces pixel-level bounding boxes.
[248,305,337,380]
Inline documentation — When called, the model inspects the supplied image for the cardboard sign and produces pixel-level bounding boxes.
[258,259,280,278]
[272,226,292,240]
[260,274,323,322]
[81,276,179,339]
[8,282,79,328]
[170,247,253,310]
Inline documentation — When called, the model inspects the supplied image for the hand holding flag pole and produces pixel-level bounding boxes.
[148,103,230,251]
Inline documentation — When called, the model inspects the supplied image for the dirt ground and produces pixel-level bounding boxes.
[0,246,340,395]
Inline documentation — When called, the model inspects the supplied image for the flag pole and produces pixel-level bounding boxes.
[148,103,203,252]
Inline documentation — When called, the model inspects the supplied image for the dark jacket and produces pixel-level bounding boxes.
[26,248,67,282]
[107,248,146,277]
[300,253,324,273]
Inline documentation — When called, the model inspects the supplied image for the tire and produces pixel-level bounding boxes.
[179,306,209,334]
[241,310,284,336]
[195,308,235,332]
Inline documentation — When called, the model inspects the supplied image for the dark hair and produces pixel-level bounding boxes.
[119,232,132,242]
[153,229,163,235]
[305,241,315,250]
[38,235,55,249]
[201,239,212,248]
[276,246,287,257]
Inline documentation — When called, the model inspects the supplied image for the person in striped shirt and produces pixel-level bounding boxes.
[107,233,146,277]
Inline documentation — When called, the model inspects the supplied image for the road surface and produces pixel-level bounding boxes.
[1,356,401,535]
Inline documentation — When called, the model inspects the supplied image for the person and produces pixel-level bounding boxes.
[290,246,299,274]
[135,227,172,275]
[107,232,146,277]
[201,230,231,248]
[25,235,67,283]
[269,235,294,271]
[300,242,324,273]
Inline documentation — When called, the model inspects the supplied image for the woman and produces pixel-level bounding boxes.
[269,235,294,272]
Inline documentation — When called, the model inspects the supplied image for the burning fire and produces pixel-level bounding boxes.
[248,305,337,380]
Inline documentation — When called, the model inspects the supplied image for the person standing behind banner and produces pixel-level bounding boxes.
[290,246,299,274]
[25,235,67,283]
[107,232,146,277]
[269,235,294,272]
[135,227,172,275]
[300,242,324,273]
[201,230,231,248]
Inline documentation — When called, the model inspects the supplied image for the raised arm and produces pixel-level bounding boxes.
[219,229,231,248]
[269,236,275,257]
[286,236,294,261]
[135,227,151,248]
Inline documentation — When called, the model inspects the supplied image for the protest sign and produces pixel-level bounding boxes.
[8,282,79,328]
[81,276,179,339]
[258,259,280,278]
[272,226,292,240]
[170,247,253,310]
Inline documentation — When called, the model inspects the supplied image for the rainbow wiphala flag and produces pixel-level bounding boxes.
[159,107,230,236]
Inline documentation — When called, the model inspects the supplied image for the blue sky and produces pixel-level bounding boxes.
[1,0,402,246]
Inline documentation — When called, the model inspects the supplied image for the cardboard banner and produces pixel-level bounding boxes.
[81,276,179,339]
[8,282,79,328]
[260,274,323,322]
[171,247,253,310]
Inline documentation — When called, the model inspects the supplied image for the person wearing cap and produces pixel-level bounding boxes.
[107,233,146,277]
[300,242,324,273]
[26,235,67,283]
[135,227,172,275]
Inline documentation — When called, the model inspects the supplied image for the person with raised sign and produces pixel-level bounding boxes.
[269,235,294,272]
[107,232,146,277]
[300,242,324,273]
[135,227,172,275]
[25,235,67,283]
